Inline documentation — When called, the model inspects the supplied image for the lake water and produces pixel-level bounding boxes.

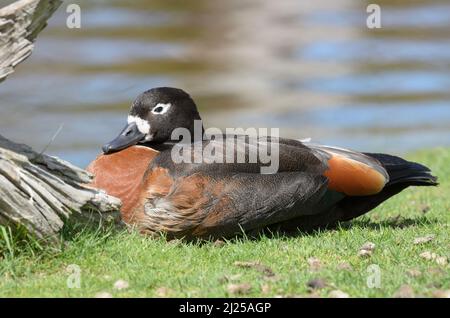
[0,0,449,167]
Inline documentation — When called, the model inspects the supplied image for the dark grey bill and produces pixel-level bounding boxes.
[102,122,145,154]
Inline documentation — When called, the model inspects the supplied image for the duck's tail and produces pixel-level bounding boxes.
[366,153,438,187]
[337,153,438,222]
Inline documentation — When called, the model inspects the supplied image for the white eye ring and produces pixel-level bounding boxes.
[151,103,171,115]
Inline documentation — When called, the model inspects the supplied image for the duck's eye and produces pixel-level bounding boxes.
[151,103,171,115]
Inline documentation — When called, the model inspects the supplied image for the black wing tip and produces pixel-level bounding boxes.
[393,172,439,187]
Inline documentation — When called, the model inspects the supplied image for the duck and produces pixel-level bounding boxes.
[86,87,438,239]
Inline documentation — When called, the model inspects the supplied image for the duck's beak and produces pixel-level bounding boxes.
[102,122,146,154]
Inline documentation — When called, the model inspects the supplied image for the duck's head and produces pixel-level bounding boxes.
[102,87,202,154]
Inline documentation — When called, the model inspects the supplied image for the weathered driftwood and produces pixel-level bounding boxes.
[0,136,121,240]
[0,0,122,241]
[0,0,61,82]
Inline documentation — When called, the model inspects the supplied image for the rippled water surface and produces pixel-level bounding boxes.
[0,0,449,166]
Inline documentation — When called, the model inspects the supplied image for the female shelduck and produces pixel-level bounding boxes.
[87,87,437,239]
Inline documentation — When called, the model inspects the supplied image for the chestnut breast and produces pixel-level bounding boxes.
[86,146,159,222]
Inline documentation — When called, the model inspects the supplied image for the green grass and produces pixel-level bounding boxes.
[0,148,449,298]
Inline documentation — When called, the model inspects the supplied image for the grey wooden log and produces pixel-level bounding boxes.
[0,0,122,241]
[0,0,61,82]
